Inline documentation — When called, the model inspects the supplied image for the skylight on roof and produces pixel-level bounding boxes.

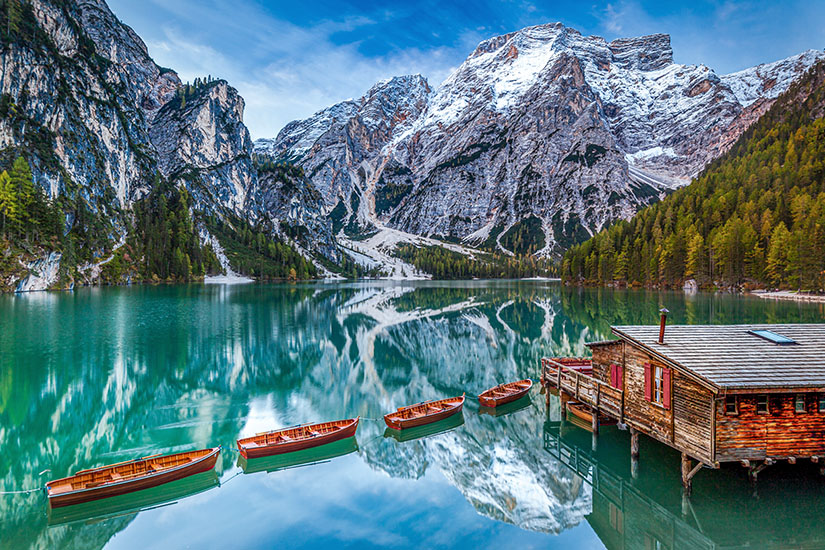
[748,330,797,345]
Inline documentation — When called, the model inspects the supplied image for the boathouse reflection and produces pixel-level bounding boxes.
[544,413,825,550]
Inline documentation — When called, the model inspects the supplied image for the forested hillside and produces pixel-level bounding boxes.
[562,60,825,291]
[0,154,319,290]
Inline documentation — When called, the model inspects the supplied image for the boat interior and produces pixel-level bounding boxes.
[48,449,215,495]
[239,419,355,448]
[390,399,461,420]
[483,380,531,397]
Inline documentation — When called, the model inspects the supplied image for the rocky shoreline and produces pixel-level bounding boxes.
[750,290,825,303]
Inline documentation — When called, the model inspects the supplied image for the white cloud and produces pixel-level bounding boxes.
[131,2,462,139]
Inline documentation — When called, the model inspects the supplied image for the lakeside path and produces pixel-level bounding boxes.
[752,291,825,303]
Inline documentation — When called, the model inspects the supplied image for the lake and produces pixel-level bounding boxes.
[1,281,824,549]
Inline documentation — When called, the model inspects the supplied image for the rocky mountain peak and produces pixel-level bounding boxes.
[259,21,825,260]
[608,33,672,71]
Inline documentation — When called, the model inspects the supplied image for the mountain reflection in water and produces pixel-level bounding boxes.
[0,281,823,549]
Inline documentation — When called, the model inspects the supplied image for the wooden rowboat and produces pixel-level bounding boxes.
[46,447,221,508]
[236,417,359,459]
[566,401,616,428]
[384,394,465,430]
[478,379,533,408]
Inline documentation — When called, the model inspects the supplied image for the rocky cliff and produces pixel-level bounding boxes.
[0,0,337,291]
[259,23,825,256]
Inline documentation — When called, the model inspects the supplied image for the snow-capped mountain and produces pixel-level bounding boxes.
[257,23,825,256]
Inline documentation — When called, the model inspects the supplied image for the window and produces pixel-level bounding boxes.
[645,534,670,550]
[725,395,738,415]
[609,503,623,533]
[795,394,806,413]
[819,395,825,413]
[644,363,671,409]
[653,366,664,404]
[610,363,624,390]
[756,394,769,414]
[747,329,797,345]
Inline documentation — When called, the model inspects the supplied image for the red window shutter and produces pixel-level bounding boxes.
[617,365,624,391]
[663,368,672,410]
[644,363,652,401]
[610,364,617,387]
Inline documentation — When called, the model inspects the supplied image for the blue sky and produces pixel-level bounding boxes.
[107,0,825,139]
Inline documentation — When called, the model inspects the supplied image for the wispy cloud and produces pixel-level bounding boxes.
[121,0,464,139]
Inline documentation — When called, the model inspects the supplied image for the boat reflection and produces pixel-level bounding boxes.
[383,412,465,443]
[544,416,825,550]
[237,437,359,475]
[477,395,532,417]
[47,470,220,527]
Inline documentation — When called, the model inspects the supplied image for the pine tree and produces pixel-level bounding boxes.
[766,222,793,286]
[7,156,33,236]
[0,170,19,236]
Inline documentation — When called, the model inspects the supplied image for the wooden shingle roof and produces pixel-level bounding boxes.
[612,324,825,390]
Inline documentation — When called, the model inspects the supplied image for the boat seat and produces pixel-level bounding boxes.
[110,472,123,481]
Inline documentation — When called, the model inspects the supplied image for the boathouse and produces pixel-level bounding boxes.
[542,321,825,492]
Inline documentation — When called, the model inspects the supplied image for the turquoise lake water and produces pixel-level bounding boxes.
[1,281,824,549]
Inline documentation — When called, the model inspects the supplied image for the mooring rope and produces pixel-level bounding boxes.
[0,468,52,495]
[358,433,386,449]
[0,487,44,495]
[219,470,244,486]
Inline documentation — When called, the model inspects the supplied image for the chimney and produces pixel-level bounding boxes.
[658,308,669,344]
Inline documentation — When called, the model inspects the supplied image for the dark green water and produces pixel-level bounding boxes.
[1,281,823,549]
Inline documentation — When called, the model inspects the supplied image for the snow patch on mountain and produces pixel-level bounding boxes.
[257,23,825,262]
[722,49,825,107]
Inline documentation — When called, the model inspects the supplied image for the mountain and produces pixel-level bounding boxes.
[258,23,825,257]
[0,0,335,292]
[561,59,825,290]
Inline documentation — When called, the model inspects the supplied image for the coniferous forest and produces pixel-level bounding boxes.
[395,243,555,279]
[0,153,320,290]
[562,60,825,291]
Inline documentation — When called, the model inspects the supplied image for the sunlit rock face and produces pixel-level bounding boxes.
[149,81,255,215]
[258,23,824,255]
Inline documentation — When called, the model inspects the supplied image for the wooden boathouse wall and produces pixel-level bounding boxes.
[588,341,715,465]
[715,394,825,462]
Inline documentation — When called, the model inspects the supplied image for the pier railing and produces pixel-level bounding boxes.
[541,357,624,421]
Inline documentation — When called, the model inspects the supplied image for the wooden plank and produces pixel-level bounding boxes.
[612,324,825,390]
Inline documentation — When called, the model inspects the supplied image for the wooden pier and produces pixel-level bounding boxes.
[542,321,825,494]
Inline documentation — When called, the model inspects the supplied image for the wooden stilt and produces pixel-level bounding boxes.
[591,406,599,434]
[681,453,703,496]
[630,428,639,479]
[748,460,772,482]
